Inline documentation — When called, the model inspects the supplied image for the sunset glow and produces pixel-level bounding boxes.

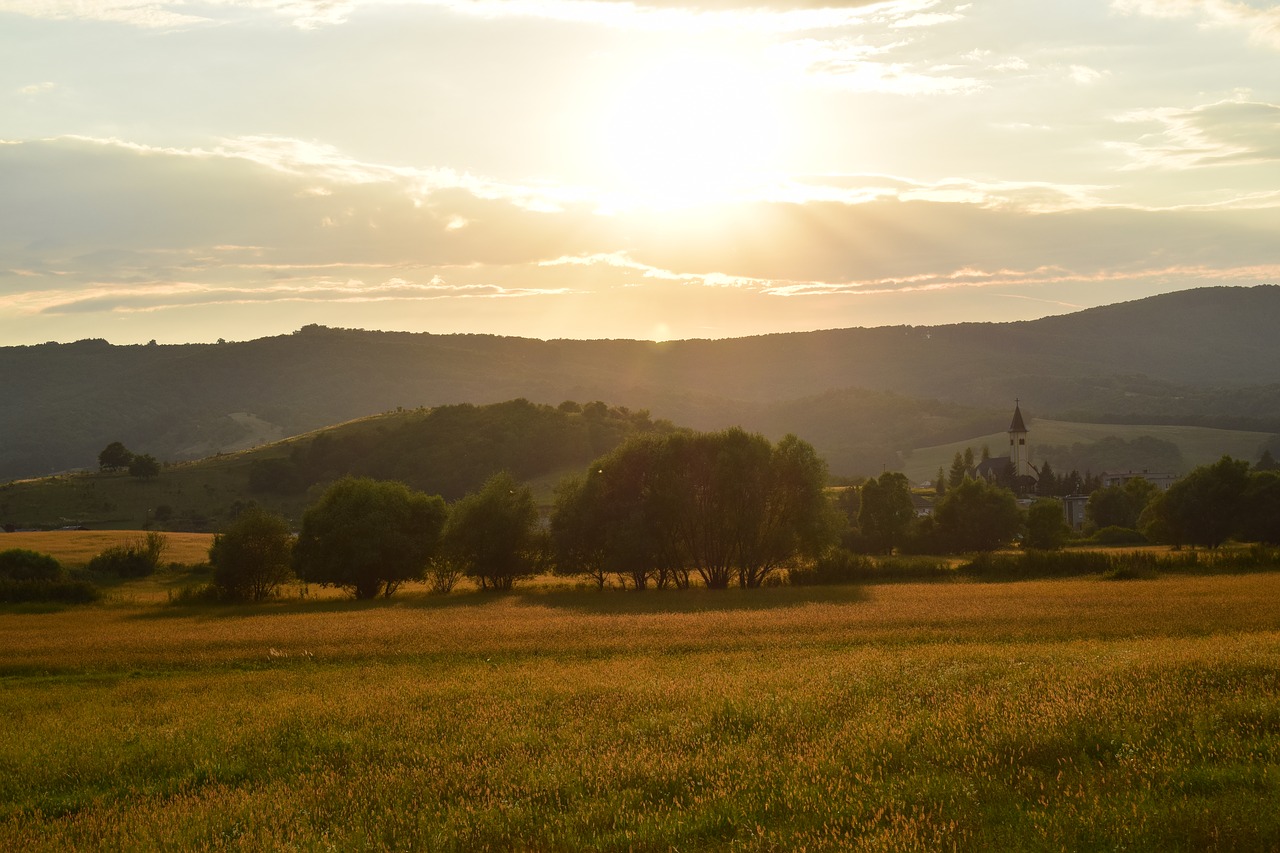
[1,0,1278,343]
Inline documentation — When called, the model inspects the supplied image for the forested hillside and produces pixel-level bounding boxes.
[3,285,1279,481]
[0,400,671,531]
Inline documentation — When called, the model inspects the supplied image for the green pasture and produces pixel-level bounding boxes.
[2,573,1278,850]
[901,418,1273,484]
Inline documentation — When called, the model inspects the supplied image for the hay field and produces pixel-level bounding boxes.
[1,530,214,568]
[2,575,1279,850]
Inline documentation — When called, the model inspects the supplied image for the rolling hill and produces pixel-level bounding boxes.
[0,400,672,531]
[2,285,1279,482]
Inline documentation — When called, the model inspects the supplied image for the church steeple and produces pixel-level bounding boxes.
[1008,399,1030,479]
[1009,400,1027,433]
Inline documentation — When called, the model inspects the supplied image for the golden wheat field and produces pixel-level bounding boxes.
[2,574,1279,851]
[2,530,214,567]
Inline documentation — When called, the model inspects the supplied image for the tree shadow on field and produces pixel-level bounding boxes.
[124,588,489,621]
[515,584,870,616]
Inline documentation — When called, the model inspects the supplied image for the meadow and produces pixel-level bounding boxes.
[2,569,1278,850]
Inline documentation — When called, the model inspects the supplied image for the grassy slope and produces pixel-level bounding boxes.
[0,408,416,530]
[901,418,1273,484]
[0,406,598,531]
[1,574,1278,850]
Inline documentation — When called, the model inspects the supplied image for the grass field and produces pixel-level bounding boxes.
[1,530,215,568]
[2,572,1278,850]
[901,418,1273,484]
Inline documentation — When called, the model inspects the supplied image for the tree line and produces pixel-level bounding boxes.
[210,428,832,600]
[206,433,1280,602]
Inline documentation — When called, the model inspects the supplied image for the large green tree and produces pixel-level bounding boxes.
[1024,498,1069,551]
[294,477,447,599]
[128,453,161,481]
[933,479,1022,553]
[209,505,295,601]
[857,471,915,555]
[444,472,542,591]
[98,441,133,472]
[1241,470,1280,545]
[1086,477,1157,531]
[550,429,834,590]
[1142,457,1250,549]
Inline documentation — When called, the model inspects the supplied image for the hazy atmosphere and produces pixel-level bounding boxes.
[3,0,1280,344]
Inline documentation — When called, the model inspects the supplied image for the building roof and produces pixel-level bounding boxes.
[975,457,1013,479]
[1008,402,1027,433]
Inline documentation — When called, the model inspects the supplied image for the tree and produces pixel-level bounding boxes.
[209,505,295,601]
[1085,477,1156,531]
[1240,470,1280,545]
[734,433,835,588]
[933,478,1022,553]
[444,472,541,591]
[549,474,610,590]
[98,441,133,472]
[294,477,447,599]
[948,451,968,488]
[1024,499,1069,550]
[1256,449,1280,472]
[857,471,915,554]
[0,549,63,582]
[550,430,835,590]
[1142,456,1250,548]
[935,468,946,496]
[129,453,161,480]
[1036,460,1058,497]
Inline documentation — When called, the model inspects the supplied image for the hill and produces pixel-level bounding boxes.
[3,285,1280,481]
[0,400,671,531]
[901,419,1276,485]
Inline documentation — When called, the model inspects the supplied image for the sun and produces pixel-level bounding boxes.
[592,48,787,209]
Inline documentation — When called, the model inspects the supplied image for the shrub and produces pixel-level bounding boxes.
[209,505,295,601]
[87,532,168,577]
[425,558,464,595]
[0,549,64,582]
[0,578,101,604]
[789,549,878,585]
[1091,526,1149,546]
[167,583,223,605]
[790,551,953,585]
[961,550,1114,580]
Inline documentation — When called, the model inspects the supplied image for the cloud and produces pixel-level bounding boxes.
[20,275,573,316]
[0,0,957,32]
[1113,0,1280,50]
[1068,64,1107,85]
[17,82,58,96]
[4,135,1280,329]
[0,0,213,27]
[1114,98,1280,169]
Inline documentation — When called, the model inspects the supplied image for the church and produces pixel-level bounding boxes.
[973,402,1039,496]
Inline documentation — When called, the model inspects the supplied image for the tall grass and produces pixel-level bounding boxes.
[1,575,1279,849]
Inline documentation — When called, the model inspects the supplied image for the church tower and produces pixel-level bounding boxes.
[1008,400,1031,480]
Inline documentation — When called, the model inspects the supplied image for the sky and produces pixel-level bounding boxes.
[2,0,1279,345]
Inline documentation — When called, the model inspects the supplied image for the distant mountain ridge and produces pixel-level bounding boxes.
[2,285,1278,480]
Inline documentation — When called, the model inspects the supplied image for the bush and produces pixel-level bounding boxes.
[789,550,878,585]
[0,548,64,582]
[209,505,295,601]
[1090,526,1149,546]
[790,550,953,585]
[961,550,1114,580]
[0,578,101,604]
[87,532,168,577]
[167,583,223,605]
